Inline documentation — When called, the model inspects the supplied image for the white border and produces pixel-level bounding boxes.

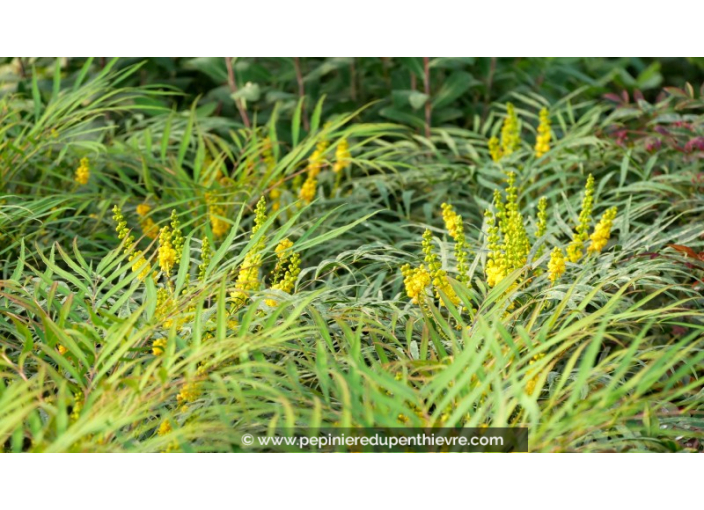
[1,454,700,506]
[2,1,702,54]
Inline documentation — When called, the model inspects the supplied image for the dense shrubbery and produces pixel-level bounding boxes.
[1,58,703,452]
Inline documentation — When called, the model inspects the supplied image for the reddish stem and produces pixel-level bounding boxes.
[225,57,251,128]
[423,57,431,138]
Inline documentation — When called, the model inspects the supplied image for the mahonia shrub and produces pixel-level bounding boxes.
[401,103,620,320]
[110,196,304,359]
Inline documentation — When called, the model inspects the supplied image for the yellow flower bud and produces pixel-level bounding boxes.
[548,247,566,284]
[588,207,617,254]
[74,157,90,185]
[534,107,551,158]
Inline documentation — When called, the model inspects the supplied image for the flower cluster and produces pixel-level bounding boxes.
[547,247,566,283]
[299,177,317,204]
[299,139,329,204]
[421,229,459,306]
[136,204,158,239]
[588,207,618,254]
[169,210,184,266]
[74,157,90,185]
[157,420,172,436]
[488,137,502,163]
[566,174,595,263]
[484,209,503,287]
[206,193,229,238]
[485,172,530,287]
[488,103,521,162]
[401,263,431,304]
[441,203,470,284]
[156,419,178,452]
[525,353,546,395]
[176,366,207,412]
[158,226,177,277]
[198,237,211,281]
[231,197,267,308]
[266,238,301,306]
[501,103,521,157]
[112,205,151,280]
[152,337,167,356]
[534,197,548,261]
[333,138,351,173]
[534,107,551,158]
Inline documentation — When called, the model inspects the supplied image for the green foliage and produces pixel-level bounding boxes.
[1,59,704,452]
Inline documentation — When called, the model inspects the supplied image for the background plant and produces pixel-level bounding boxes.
[1,58,703,452]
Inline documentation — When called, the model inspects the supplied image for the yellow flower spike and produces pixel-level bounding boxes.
[252,196,267,235]
[501,172,530,273]
[500,103,520,157]
[421,229,440,275]
[421,229,459,306]
[535,107,551,158]
[157,420,172,436]
[232,252,261,307]
[152,338,167,356]
[112,205,134,250]
[482,173,531,291]
[112,205,152,279]
[158,226,176,276]
[493,188,506,224]
[74,157,90,185]
[485,262,506,288]
[333,138,351,173]
[70,392,83,423]
[136,204,150,217]
[275,238,294,257]
[140,220,158,239]
[177,382,201,410]
[231,197,268,308]
[267,238,301,306]
[531,197,549,276]
[488,136,502,162]
[566,174,595,263]
[441,203,470,284]
[155,287,168,307]
[269,183,284,212]
[198,237,211,281]
[136,204,158,240]
[299,138,329,204]
[547,247,566,284]
[484,208,506,288]
[176,366,206,412]
[298,174,317,203]
[401,263,431,304]
[206,193,229,238]
[307,139,329,177]
[525,353,546,395]
[588,207,617,254]
[441,203,462,241]
[128,250,151,280]
[210,211,229,238]
[535,197,548,242]
[170,210,184,265]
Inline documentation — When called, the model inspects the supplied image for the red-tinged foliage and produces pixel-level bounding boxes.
[669,244,704,262]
